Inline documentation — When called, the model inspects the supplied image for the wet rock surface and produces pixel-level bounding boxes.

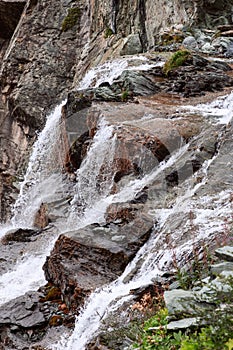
[43,210,154,310]
[0,0,233,348]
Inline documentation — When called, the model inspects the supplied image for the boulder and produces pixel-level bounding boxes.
[1,228,42,244]
[120,34,143,56]
[182,36,198,50]
[0,292,47,328]
[164,289,214,316]
[211,262,233,275]
[43,211,154,310]
[215,246,233,261]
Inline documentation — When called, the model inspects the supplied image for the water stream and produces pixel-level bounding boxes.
[0,56,163,305]
[0,56,232,348]
[53,147,233,350]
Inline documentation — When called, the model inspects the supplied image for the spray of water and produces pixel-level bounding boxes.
[11,101,67,228]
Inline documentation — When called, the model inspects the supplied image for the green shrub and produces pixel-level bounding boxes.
[104,27,114,38]
[163,50,190,75]
[62,7,80,32]
[134,305,233,349]
[133,308,183,349]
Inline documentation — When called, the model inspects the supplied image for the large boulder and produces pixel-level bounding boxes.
[43,210,154,310]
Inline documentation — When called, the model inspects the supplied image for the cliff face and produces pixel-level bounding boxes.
[0,1,233,348]
[0,0,233,216]
[0,0,228,223]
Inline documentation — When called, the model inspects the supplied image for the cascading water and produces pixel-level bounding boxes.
[0,54,232,348]
[51,90,233,349]
[0,56,162,306]
[11,101,68,229]
[66,120,116,229]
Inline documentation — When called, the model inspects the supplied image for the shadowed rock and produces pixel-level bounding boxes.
[0,0,25,39]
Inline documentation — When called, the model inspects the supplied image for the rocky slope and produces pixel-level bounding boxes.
[1,0,233,220]
[0,0,233,349]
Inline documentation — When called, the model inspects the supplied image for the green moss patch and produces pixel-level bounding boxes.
[104,27,114,38]
[62,7,81,32]
[163,50,190,75]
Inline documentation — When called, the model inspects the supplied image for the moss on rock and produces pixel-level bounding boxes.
[62,7,80,32]
[163,49,190,75]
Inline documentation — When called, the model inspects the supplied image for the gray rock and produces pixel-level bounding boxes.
[219,270,233,279]
[120,34,143,56]
[212,37,233,54]
[0,292,47,328]
[211,262,233,275]
[201,42,213,53]
[166,317,201,330]
[196,278,232,302]
[164,288,217,317]
[164,289,196,315]
[182,36,198,50]
[215,246,233,262]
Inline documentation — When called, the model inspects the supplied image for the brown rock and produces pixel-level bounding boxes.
[34,203,49,229]
[43,211,154,310]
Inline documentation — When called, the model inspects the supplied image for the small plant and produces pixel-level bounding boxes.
[134,305,233,349]
[133,308,183,349]
[104,27,114,38]
[62,7,80,32]
[163,49,190,75]
[121,89,129,102]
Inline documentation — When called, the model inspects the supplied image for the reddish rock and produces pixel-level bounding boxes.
[43,211,154,310]
[34,203,49,229]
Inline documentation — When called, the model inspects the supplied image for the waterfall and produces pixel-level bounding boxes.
[0,55,162,307]
[66,119,116,229]
[51,87,233,349]
[52,149,233,350]
[0,54,232,348]
[12,101,67,228]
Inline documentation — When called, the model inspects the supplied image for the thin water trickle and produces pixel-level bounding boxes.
[76,56,163,90]
[183,91,233,125]
[66,119,116,229]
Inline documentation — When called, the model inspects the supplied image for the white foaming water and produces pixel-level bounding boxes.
[77,56,163,90]
[52,147,233,350]
[51,162,232,350]
[0,255,46,305]
[183,91,233,124]
[68,120,116,218]
[0,102,68,306]
[50,144,190,350]
[11,101,67,228]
